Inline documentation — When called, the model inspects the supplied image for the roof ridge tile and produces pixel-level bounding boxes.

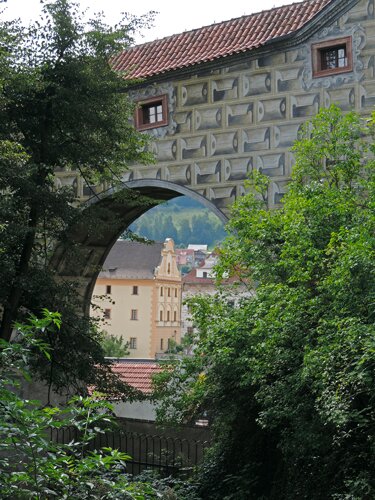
[113,0,332,79]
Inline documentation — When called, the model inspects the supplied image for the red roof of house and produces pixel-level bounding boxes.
[112,0,331,79]
[110,361,162,394]
[182,267,215,285]
[176,249,195,255]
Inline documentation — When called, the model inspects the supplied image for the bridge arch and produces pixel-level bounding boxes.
[95,179,228,224]
[50,179,228,315]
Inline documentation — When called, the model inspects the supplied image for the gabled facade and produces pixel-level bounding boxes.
[152,238,182,356]
[111,0,375,213]
[91,239,182,358]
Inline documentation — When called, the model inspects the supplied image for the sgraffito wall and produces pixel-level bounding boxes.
[50,0,375,305]
[112,0,373,215]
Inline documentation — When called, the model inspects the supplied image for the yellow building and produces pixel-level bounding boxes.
[91,238,182,359]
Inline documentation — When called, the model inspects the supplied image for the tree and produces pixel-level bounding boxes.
[0,312,199,499]
[101,333,130,358]
[161,215,178,241]
[189,215,208,244]
[0,1,153,392]
[154,106,375,499]
[129,197,227,248]
[177,218,193,246]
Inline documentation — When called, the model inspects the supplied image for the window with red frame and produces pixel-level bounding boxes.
[312,37,352,77]
[135,95,168,130]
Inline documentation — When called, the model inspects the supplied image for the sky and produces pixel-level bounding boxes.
[2,0,289,44]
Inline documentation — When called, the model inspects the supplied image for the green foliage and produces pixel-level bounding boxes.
[0,1,154,392]
[132,470,201,500]
[129,196,227,248]
[0,312,196,499]
[101,333,130,358]
[0,313,126,498]
[154,106,375,499]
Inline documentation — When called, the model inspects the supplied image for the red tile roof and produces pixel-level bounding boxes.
[176,249,195,255]
[112,0,332,79]
[183,267,215,285]
[109,361,162,394]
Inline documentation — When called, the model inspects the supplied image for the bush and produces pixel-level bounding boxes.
[0,311,195,499]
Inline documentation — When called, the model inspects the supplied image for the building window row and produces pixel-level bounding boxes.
[105,284,140,296]
[105,307,179,323]
[134,37,354,132]
[159,307,179,322]
[160,286,180,298]
[105,308,140,320]
[160,337,176,352]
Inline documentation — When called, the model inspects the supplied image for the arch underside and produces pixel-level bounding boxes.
[50,180,228,314]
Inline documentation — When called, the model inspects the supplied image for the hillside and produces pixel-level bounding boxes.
[128,196,227,249]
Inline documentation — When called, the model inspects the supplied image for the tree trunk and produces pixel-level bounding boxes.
[0,205,38,341]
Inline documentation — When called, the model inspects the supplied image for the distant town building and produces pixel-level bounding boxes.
[181,253,252,337]
[195,253,217,279]
[187,245,208,252]
[91,238,182,358]
[181,259,217,338]
[176,246,213,274]
[175,248,195,267]
[193,249,207,267]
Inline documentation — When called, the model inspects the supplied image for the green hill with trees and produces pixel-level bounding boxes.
[129,196,227,248]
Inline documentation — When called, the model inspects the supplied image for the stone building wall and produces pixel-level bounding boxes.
[115,0,375,215]
[50,1,375,316]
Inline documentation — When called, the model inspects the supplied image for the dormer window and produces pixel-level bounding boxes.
[312,37,352,78]
[135,95,168,130]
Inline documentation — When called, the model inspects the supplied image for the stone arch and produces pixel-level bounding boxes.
[50,179,228,316]
[117,179,227,224]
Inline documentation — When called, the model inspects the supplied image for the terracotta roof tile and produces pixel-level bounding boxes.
[112,0,331,79]
[110,361,162,394]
